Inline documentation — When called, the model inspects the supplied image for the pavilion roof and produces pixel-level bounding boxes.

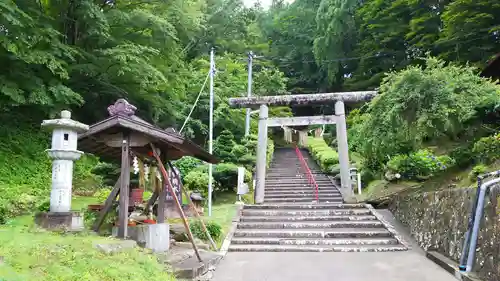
[78,99,218,164]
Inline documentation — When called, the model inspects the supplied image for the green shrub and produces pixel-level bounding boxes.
[231,144,247,159]
[241,191,254,204]
[184,170,218,199]
[387,150,455,180]
[266,138,275,167]
[214,130,237,162]
[174,156,204,181]
[469,164,489,181]
[450,145,476,168]
[36,200,50,212]
[192,163,252,194]
[213,163,239,191]
[94,188,112,203]
[307,137,339,172]
[190,220,222,241]
[73,155,104,196]
[241,134,258,154]
[329,164,341,175]
[473,133,500,163]
[356,56,500,169]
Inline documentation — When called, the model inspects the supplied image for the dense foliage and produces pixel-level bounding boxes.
[352,57,500,170]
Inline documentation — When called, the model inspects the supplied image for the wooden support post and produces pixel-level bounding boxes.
[168,161,217,251]
[118,132,131,238]
[150,143,203,262]
[157,175,166,223]
[93,175,121,232]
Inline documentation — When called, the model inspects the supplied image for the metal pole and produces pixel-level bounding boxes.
[465,177,500,272]
[245,51,253,136]
[208,47,215,217]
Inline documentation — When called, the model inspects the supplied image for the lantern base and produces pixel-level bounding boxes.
[34,211,84,232]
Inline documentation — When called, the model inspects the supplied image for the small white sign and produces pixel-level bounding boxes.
[237,167,248,195]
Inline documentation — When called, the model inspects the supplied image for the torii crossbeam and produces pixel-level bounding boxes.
[229,91,377,204]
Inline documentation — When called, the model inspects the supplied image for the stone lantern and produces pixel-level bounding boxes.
[35,110,89,230]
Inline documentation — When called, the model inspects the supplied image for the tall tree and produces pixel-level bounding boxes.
[439,0,500,65]
[314,0,358,89]
[260,0,325,93]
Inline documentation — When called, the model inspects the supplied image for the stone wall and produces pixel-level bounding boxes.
[390,186,500,281]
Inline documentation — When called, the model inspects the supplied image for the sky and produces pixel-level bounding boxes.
[243,0,271,9]
[243,0,294,9]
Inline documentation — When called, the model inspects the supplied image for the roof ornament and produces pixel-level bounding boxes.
[107,99,137,117]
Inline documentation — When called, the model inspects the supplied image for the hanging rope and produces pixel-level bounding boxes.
[179,71,210,133]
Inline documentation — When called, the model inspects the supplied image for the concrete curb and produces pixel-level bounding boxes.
[173,252,222,280]
[426,251,482,281]
[218,204,244,257]
[365,204,411,250]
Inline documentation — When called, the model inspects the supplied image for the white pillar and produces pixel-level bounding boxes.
[255,105,268,204]
[335,101,352,193]
[42,110,89,213]
[50,159,75,212]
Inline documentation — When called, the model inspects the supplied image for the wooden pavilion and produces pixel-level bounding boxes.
[78,98,218,239]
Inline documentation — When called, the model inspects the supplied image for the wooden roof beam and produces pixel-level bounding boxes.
[228,91,377,109]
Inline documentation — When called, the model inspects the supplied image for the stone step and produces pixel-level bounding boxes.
[266,179,330,183]
[233,228,393,239]
[265,188,337,192]
[237,220,383,229]
[266,170,324,173]
[231,237,399,246]
[266,176,331,180]
[240,215,377,222]
[265,180,333,185]
[243,204,365,210]
[265,176,326,180]
[264,193,341,198]
[267,185,336,189]
[265,185,337,189]
[267,170,322,173]
[266,172,324,175]
[263,197,343,203]
[241,209,371,217]
[228,244,407,252]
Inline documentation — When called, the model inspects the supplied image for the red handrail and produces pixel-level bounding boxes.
[294,144,319,202]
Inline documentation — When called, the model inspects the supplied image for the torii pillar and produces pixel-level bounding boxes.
[229,91,377,204]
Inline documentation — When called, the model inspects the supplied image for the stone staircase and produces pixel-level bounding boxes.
[264,148,342,204]
[228,147,407,252]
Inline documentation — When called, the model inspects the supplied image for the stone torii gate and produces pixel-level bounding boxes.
[229,91,376,204]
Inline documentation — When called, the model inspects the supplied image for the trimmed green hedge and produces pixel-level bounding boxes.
[307,137,339,173]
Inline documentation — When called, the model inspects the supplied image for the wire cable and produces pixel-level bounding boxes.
[179,71,210,133]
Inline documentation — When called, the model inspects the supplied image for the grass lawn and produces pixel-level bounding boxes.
[204,192,238,247]
[168,192,239,248]
[0,196,177,281]
[0,191,239,281]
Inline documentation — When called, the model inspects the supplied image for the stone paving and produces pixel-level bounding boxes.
[211,210,456,281]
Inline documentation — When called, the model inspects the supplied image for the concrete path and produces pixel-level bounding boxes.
[211,210,456,281]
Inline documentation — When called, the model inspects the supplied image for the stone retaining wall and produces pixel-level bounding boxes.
[390,186,500,281]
